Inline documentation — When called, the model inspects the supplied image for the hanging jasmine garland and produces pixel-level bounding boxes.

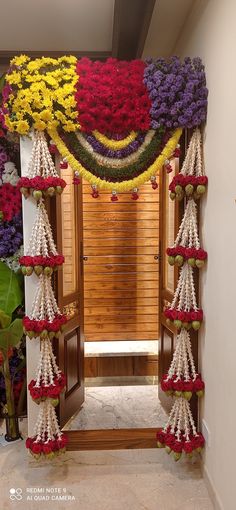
[157,128,207,461]
[2,54,208,460]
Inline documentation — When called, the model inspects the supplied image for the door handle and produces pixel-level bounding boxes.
[83,256,88,261]
[154,255,161,260]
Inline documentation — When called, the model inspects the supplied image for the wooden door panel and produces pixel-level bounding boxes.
[84,279,158,289]
[54,165,84,427]
[83,181,160,342]
[85,332,159,341]
[84,314,158,324]
[83,201,159,212]
[84,272,159,282]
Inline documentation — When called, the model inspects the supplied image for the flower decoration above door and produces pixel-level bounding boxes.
[1,54,208,461]
[2,55,207,199]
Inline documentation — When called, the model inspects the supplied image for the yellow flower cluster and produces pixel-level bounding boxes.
[93,130,137,149]
[4,55,79,135]
[48,127,182,192]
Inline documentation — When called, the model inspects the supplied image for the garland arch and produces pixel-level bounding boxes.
[1,54,208,460]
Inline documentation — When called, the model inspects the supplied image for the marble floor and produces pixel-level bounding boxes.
[64,385,168,430]
[0,422,213,510]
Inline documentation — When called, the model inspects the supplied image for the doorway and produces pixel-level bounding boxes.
[52,150,187,450]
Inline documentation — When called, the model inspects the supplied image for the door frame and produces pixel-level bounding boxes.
[61,159,176,451]
[56,133,199,450]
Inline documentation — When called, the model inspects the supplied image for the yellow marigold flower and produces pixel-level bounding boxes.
[16,120,30,135]
[40,109,53,122]
[43,75,57,87]
[11,54,29,67]
[6,71,21,85]
[33,119,46,131]
[63,120,77,132]
[55,110,67,122]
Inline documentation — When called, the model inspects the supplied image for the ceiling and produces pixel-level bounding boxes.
[0,0,115,52]
[0,0,194,68]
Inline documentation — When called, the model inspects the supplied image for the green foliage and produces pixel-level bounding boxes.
[0,309,11,329]
[0,262,23,317]
[0,319,23,352]
[0,73,5,96]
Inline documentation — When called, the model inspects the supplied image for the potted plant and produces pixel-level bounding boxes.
[0,261,24,440]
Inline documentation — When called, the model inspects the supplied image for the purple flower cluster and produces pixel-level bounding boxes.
[144,56,208,129]
[0,212,23,257]
[84,132,146,159]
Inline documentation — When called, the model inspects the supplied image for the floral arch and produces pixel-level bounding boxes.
[1,54,208,460]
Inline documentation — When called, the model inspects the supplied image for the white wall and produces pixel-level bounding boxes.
[174,1,236,509]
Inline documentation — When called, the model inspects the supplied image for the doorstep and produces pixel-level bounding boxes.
[84,340,159,357]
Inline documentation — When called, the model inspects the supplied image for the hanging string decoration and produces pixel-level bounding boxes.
[16,131,68,459]
[19,199,64,275]
[156,398,205,460]
[23,273,67,339]
[157,128,207,461]
[169,128,207,201]
[164,262,203,331]
[167,199,207,267]
[17,131,66,199]
[160,329,205,399]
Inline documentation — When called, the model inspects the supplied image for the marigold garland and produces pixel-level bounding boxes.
[63,128,167,182]
[92,130,137,149]
[48,127,182,192]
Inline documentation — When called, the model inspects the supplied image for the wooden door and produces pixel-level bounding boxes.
[54,166,84,427]
[82,181,160,342]
[158,157,181,413]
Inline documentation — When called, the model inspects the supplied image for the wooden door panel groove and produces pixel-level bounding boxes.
[84,271,159,280]
[83,181,159,342]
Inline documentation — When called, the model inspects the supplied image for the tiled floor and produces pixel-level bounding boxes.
[0,423,213,510]
[63,385,168,430]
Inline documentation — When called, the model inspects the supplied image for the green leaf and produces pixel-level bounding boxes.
[0,318,23,351]
[0,262,23,316]
[0,73,5,95]
[0,309,11,329]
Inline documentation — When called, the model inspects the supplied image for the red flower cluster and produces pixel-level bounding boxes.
[167,246,207,262]
[28,374,66,402]
[164,307,203,330]
[23,315,67,337]
[156,429,205,455]
[17,176,66,197]
[26,433,68,457]
[161,374,205,396]
[169,174,208,193]
[0,183,22,221]
[20,254,64,268]
[75,58,151,133]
